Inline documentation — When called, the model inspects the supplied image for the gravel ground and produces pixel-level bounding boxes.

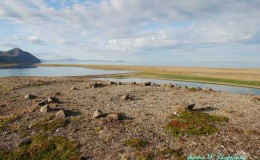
[0,76,259,159]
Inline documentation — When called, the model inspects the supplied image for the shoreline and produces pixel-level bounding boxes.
[38,63,260,89]
[0,63,260,89]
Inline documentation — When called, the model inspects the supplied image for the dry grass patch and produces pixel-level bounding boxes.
[0,134,80,160]
[0,114,20,133]
[31,115,66,132]
[165,111,229,136]
[125,138,148,150]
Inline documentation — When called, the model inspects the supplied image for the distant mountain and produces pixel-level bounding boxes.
[0,48,41,64]
[42,58,125,63]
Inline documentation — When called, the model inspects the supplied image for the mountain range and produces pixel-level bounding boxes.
[0,48,41,64]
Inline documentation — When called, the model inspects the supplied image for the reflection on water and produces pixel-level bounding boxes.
[95,78,260,95]
[0,66,130,77]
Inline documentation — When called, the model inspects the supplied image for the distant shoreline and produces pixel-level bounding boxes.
[39,63,260,89]
[0,63,260,88]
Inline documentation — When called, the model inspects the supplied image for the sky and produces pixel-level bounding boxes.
[0,0,260,62]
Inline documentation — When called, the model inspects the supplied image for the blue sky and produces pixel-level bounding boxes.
[0,0,260,62]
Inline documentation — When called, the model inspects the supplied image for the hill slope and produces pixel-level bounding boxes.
[0,48,41,64]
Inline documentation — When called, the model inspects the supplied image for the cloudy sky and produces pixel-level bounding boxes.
[0,0,260,62]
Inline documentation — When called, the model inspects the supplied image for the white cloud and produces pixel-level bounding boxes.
[27,36,45,45]
[0,0,260,61]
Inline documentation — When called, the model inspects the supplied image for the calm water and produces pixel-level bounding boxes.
[95,78,260,95]
[0,65,259,95]
[0,66,130,77]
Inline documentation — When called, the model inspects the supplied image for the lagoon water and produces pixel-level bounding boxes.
[96,78,260,95]
[0,64,259,95]
[0,66,130,77]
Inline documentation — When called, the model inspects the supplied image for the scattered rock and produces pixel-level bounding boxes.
[182,86,188,89]
[120,95,133,100]
[93,110,104,118]
[92,82,103,88]
[47,96,60,103]
[106,113,120,122]
[152,82,160,86]
[25,94,37,99]
[109,81,116,84]
[185,102,195,110]
[40,104,50,113]
[165,83,174,87]
[204,87,213,91]
[142,82,151,86]
[37,100,48,106]
[54,91,61,95]
[71,87,77,90]
[196,87,202,91]
[131,82,136,85]
[55,110,67,118]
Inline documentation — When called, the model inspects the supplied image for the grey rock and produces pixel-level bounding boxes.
[120,95,133,100]
[92,82,103,88]
[71,87,77,90]
[106,113,120,122]
[197,87,202,91]
[47,96,60,103]
[109,81,116,84]
[93,110,104,118]
[204,87,213,91]
[142,82,151,86]
[37,100,48,106]
[25,94,37,99]
[55,110,67,118]
[185,103,195,110]
[40,105,50,113]
[54,91,61,95]
[165,83,174,87]
[131,82,136,85]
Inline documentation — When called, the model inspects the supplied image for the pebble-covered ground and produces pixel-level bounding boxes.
[0,76,259,159]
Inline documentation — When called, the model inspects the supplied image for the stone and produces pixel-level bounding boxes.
[25,94,37,99]
[196,87,202,91]
[109,81,116,84]
[37,100,48,106]
[204,87,213,91]
[71,87,77,90]
[131,82,136,85]
[47,96,60,103]
[120,95,133,100]
[182,86,188,89]
[165,83,174,87]
[93,110,104,118]
[40,105,50,113]
[106,113,120,122]
[55,110,67,118]
[185,102,195,110]
[142,82,151,86]
[54,92,61,95]
[92,82,103,88]
[117,82,122,85]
